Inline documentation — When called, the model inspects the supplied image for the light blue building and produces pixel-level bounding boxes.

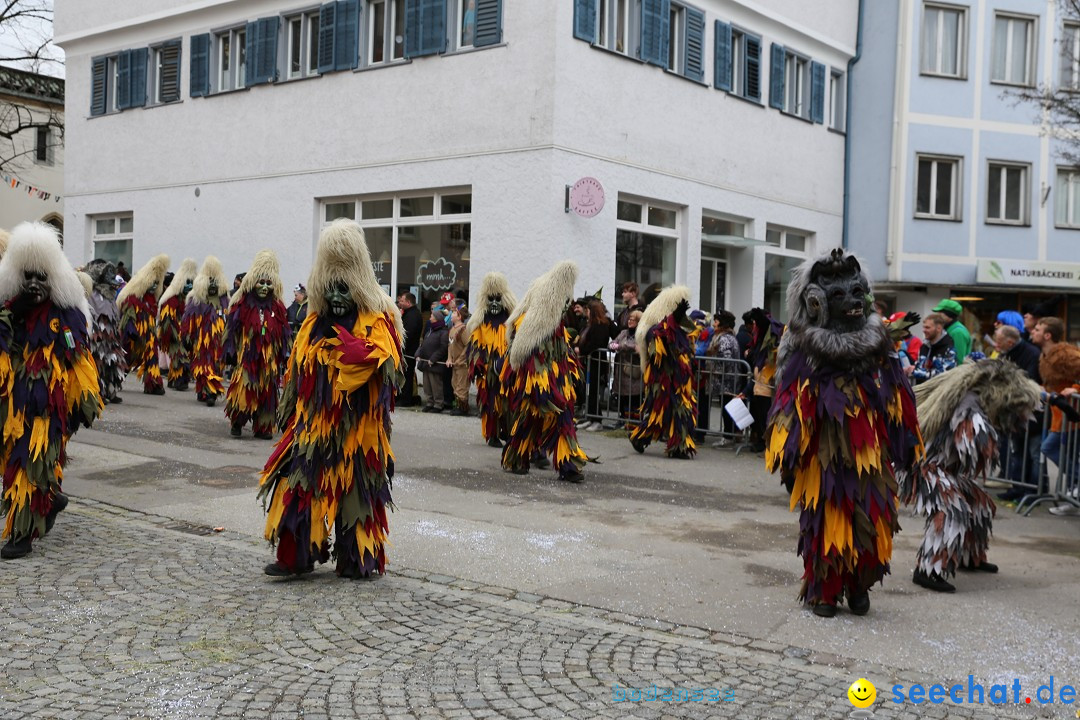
[849,0,1080,338]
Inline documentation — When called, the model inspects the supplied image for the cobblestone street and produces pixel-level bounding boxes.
[0,498,1062,719]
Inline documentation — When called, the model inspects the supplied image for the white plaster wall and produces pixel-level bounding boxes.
[0,101,64,233]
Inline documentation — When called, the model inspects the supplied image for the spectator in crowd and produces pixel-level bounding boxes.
[1030,317,1080,515]
[706,310,741,447]
[1021,302,1040,342]
[616,282,640,330]
[735,310,754,359]
[416,307,450,413]
[908,313,956,384]
[116,260,131,282]
[691,310,712,356]
[608,309,643,426]
[996,310,1025,335]
[689,310,712,440]
[741,308,782,453]
[994,324,1043,499]
[396,292,424,406]
[932,299,971,363]
[887,311,922,365]
[446,304,471,416]
[287,283,308,333]
[577,298,617,431]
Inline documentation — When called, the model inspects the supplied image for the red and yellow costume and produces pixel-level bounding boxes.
[181,256,230,404]
[466,272,516,446]
[117,254,169,394]
[158,258,197,390]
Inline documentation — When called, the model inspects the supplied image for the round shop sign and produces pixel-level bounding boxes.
[569,177,605,218]
[416,257,457,291]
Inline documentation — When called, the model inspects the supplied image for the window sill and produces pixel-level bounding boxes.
[828,126,846,136]
[590,43,643,63]
[780,109,814,124]
[355,59,410,72]
[725,91,764,108]
[985,219,1031,227]
[919,70,968,81]
[280,72,322,84]
[664,68,708,87]
[914,214,962,222]
[145,99,183,110]
[1054,224,1080,231]
[209,86,251,97]
[989,79,1035,89]
[442,41,507,57]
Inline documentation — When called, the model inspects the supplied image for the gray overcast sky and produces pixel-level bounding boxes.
[0,1,65,78]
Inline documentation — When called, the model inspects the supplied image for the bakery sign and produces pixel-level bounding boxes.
[416,257,457,291]
[976,259,1080,289]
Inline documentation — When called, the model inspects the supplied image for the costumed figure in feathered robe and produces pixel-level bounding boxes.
[158,258,197,391]
[83,259,127,405]
[900,361,1046,592]
[500,260,589,483]
[0,222,102,559]
[628,285,698,459]
[224,250,291,440]
[766,249,923,617]
[259,220,404,578]
[181,256,230,407]
[466,272,517,448]
[744,308,784,452]
[117,253,170,395]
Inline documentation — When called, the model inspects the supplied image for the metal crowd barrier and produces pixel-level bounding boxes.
[577,349,753,450]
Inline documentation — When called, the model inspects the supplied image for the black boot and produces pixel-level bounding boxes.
[959,560,998,573]
[913,568,956,592]
[560,471,584,484]
[110,395,123,404]
[230,423,242,438]
[44,493,69,534]
[811,603,836,618]
[205,395,217,408]
[487,436,504,449]
[263,562,314,577]
[630,437,647,454]
[534,456,551,470]
[0,536,32,560]
[848,590,870,616]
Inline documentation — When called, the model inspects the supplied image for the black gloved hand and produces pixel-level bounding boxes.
[1050,394,1080,423]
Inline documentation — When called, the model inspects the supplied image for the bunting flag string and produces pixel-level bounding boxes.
[1,173,62,203]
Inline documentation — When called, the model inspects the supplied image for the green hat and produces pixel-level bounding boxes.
[932,299,963,315]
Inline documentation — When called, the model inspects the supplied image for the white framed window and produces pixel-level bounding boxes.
[286,12,320,79]
[991,12,1036,86]
[915,154,962,220]
[1055,167,1080,228]
[765,226,810,253]
[783,50,809,118]
[151,41,181,104]
[829,68,845,131]
[1062,22,1080,90]
[986,161,1029,225]
[107,55,120,112]
[215,26,247,92]
[615,196,680,295]
[366,0,405,65]
[458,0,477,49]
[730,28,762,102]
[91,213,134,271]
[34,126,52,165]
[667,3,685,74]
[320,188,472,302]
[920,2,966,78]
[764,225,812,323]
[597,0,632,55]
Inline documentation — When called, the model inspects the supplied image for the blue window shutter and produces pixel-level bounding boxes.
[810,60,825,123]
[745,34,761,101]
[419,0,447,56]
[639,0,670,68]
[474,0,502,47]
[159,41,181,102]
[405,0,421,57]
[246,16,280,84]
[573,0,596,44]
[769,43,785,109]
[190,34,210,97]
[115,51,131,109]
[129,47,148,107]
[90,57,107,115]
[245,21,258,86]
[714,21,732,91]
[683,7,705,82]
[335,0,359,70]
[318,2,337,72]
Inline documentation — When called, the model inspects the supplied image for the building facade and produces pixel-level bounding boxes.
[0,67,65,235]
[56,0,856,319]
[850,0,1080,339]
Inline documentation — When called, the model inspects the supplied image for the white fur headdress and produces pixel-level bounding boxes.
[76,270,93,298]
[117,253,170,304]
[159,258,198,307]
[189,255,229,305]
[466,271,518,336]
[0,221,91,324]
[506,260,578,370]
[635,285,691,365]
[0,228,9,260]
[308,220,405,344]
[231,249,284,307]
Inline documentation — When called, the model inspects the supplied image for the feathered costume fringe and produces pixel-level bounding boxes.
[224,294,291,434]
[628,314,699,457]
[500,316,589,477]
[258,310,403,576]
[119,291,164,393]
[158,296,189,385]
[1,301,102,542]
[467,314,510,442]
[89,289,126,401]
[181,295,228,400]
[767,348,922,603]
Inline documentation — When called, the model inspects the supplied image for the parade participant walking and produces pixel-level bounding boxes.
[224,250,291,439]
[628,285,699,459]
[181,256,230,407]
[84,259,127,404]
[0,223,103,559]
[900,360,1044,593]
[466,272,517,447]
[259,219,404,578]
[500,260,589,483]
[766,249,922,618]
[117,253,170,395]
[158,258,197,391]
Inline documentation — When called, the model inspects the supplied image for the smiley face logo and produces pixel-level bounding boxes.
[848,678,876,708]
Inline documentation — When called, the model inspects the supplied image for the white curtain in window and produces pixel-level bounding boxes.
[993,17,1008,80]
[1010,19,1029,83]
[941,10,958,74]
[1071,174,1080,225]
[922,8,940,71]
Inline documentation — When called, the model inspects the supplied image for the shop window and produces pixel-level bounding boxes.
[92,213,134,271]
[615,196,680,300]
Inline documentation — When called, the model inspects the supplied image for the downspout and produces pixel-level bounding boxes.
[841,0,866,250]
